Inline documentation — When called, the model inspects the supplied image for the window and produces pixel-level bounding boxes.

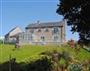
[54,36,58,41]
[19,34,24,40]
[28,35,33,41]
[52,27,59,34]
[45,28,49,32]
[22,34,24,39]
[41,36,45,41]
[54,27,59,33]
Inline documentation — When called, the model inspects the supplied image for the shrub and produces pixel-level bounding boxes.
[68,63,82,71]
[0,58,24,71]
[0,57,53,71]
[62,51,71,61]
[26,57,53,71]
[68,39,75,48]
[83,45,90,52]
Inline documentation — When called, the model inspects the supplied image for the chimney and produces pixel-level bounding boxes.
[37,20,40,24]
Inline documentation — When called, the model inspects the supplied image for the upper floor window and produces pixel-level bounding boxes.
[52,27,59,34]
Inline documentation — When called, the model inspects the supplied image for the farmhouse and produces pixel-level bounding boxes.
[19,20,66,45]
[5,27,22,43]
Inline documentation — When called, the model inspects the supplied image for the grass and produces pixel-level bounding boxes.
[0,44,90,63]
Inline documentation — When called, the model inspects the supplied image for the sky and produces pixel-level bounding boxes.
[0,0,79,41]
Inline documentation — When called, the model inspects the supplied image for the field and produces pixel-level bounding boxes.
[0,44,90,63]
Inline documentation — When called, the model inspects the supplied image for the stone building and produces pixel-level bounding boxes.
[19,20,66,45]
[5,27,22,43]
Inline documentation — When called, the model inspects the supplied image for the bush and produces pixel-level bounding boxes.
[67,39,75,48]
[26,57,52,71]
[62,51,71,61]
[83,45,90,52]
[0,57,53,71]
[0,58,24,71]
[68,63,82,71]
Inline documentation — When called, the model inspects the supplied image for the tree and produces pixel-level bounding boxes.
[56,0,90,45]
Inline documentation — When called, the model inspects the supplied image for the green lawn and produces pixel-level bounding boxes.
[0,44,90,63]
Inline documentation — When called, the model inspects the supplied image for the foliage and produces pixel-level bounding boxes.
[81,60,90,71]
[0,58,24,71]
[0,44,90,71]
[0,57,52,71]
[62,51,71,61]
[26,57,52,71]
[57,0,90,45]
[68,63,82,71]
[67,39,75,48]
[83,45,90,52]
[0,57,90,71]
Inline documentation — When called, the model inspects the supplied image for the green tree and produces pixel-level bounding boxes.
[56,0,90,45]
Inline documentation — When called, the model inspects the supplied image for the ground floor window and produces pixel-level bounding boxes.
[41,36,45,41]
[54,36,59,41]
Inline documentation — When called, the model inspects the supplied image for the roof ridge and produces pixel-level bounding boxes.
[26,21,64,29]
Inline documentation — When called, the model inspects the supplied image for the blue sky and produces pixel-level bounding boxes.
[0,0,79,40]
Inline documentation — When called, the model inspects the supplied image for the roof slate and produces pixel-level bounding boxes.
[26,21,64,29]
[5,26,22,37]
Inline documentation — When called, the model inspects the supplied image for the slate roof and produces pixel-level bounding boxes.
[5,26,22,37]
[25,21,64,29]
[5,27,17,36]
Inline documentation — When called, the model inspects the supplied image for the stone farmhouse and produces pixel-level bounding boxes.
[5,20,66,45]
[19,20,66,45]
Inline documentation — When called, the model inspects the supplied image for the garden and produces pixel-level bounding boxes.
[0,43,90,71]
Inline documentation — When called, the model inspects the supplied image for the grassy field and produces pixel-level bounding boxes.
[0,44,90,63]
